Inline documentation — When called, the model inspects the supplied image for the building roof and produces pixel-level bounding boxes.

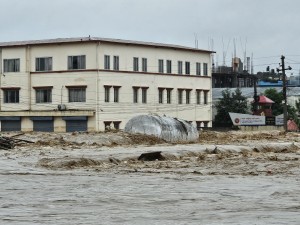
[0,37,215,54]
[257,95,274,104]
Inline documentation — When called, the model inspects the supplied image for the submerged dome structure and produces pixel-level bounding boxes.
[124,115,199,143]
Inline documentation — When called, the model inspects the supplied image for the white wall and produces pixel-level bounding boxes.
[99,42,211,75]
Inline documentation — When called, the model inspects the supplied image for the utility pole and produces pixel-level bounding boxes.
[277,55,292,132]
[253,76,259,113]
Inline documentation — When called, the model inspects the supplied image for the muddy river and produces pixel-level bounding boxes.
[1,141,300,224]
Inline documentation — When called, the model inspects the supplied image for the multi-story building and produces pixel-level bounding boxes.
[0,37,213,132]
[212,57,256,88]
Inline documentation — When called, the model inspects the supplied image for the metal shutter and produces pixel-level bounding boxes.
[0,117,21,131]
[30,117,54,132]
[63,116,88,132]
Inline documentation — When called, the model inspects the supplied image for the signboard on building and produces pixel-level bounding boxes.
[229,113,265,126]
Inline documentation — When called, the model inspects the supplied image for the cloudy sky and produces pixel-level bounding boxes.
[0,0,299,74]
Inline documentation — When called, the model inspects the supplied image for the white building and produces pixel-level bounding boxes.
[0,37,213,132]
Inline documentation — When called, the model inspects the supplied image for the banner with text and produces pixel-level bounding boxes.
[275,114,284,125]
[229,113,265,126]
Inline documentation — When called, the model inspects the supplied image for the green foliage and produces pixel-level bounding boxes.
[287,105,299,124]
[264,88,300,126]
[286,98,300,127]
[263,88,283,116]
[214,88,249,127]
[295,98,300,113]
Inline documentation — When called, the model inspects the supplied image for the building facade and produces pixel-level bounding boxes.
[212,57,256,88]
[0,37,213,132]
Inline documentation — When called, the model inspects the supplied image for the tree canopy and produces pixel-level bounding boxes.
[263,88,283,116]
[263,88,299,125]
[214,88,249,127]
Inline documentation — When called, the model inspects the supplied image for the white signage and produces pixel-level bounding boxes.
[229,112,265,126]
[275,114,284,125]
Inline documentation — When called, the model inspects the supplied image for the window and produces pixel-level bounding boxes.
[186,90,191,104]
[196,121,202,130]
[3,88,19,103]
[196,62,201,75]
[178,61,183,74]
[178,89,183,104]
[68,55,86,70]
[104,121,121,130]
[166,60,172,73]
[185,62,190,75]
[142,58,147,72]
[104,86,120,102]
[113,56,119,70]
[203,63,208,76]
[3,59,20,72]
[104,121,112,130]
[104,55,110,70]
[204,91,209,104]
[158,88,164,104]
[196,121,208,129]
[36,57,52,72]
[67,86,86,102]
[133,87,148,103]
[167,89,172,104]
[104,86,110,102]
[35,87,52,103]
[196,90,201,104]
[113,121,121,130]
[142,88,147,103]
[133,87,139,103]
[158,59,164,73]
[114,86,120,103]
[133,57,139,71]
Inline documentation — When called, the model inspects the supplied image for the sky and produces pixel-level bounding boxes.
[0,0,300,75]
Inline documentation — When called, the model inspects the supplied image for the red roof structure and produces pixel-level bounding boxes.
[257,95,274,104]
[252,95,275,116]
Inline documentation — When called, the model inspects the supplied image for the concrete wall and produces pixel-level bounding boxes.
[239,125,284,131]
[97,71,211,130]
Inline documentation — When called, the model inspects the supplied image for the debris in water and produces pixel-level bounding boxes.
[0,136,15,150]
[109,157,121,165]
[138,151,165,161]
[0,133,35,150]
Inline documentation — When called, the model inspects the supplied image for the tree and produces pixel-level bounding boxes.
[263,88,283,116]
[295,98,300,113]
[214,88,249,127]
[264,88,300,126]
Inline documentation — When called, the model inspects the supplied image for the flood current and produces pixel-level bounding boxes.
[1,166,300,224]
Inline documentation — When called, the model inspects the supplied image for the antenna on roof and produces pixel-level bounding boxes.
[209,38,215,72]
[251,52,254,74]
[194,33,198,48]
[222,37,231,66]
[239,37,247,71]
[233,38,236,59]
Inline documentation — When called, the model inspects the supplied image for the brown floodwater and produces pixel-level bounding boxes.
[1,143,300,224]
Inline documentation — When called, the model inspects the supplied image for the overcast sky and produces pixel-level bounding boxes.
[0,0,299,74]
